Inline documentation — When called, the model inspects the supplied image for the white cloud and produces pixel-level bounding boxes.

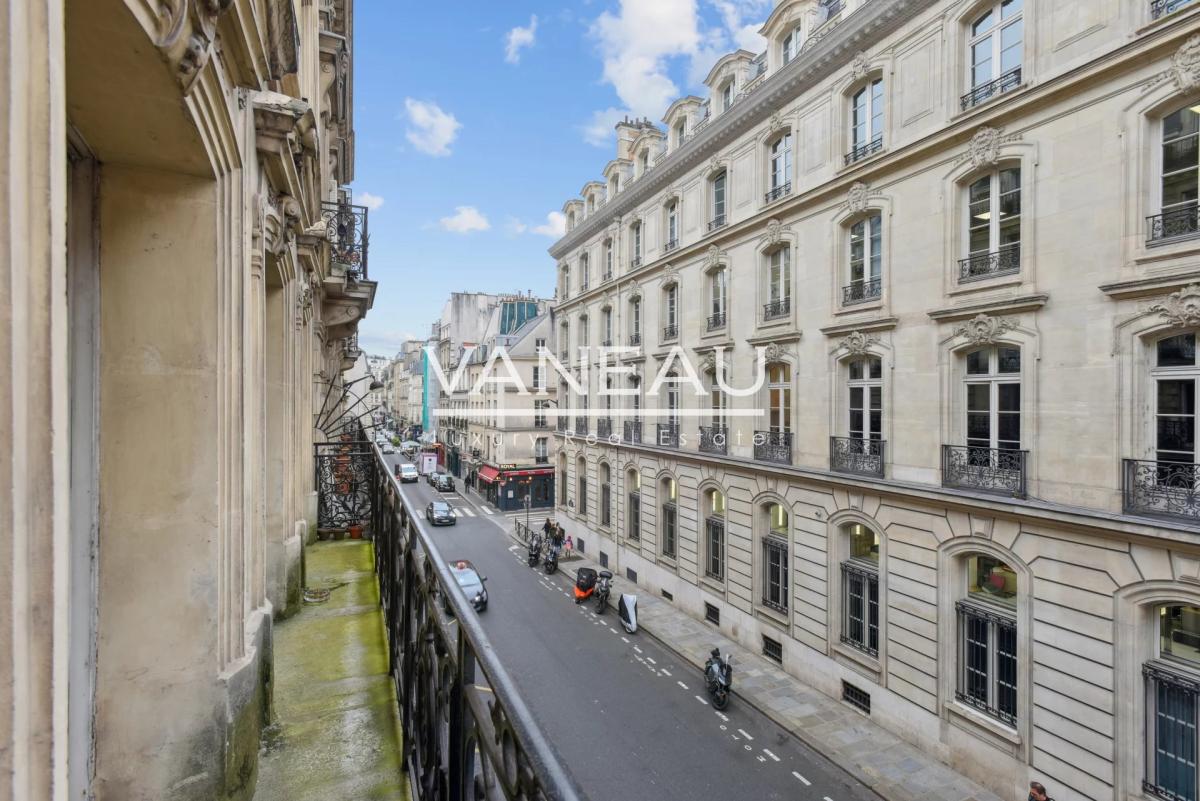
[581,107,628,147]
[506,217,529,235]
[403,98,461,157]
[711,0,768,52]
[505,15,538,64]
[439,206,491,234]
[531,211,566,239]
[355,191,385,210]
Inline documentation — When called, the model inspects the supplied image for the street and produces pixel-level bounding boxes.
[382,452,878,801]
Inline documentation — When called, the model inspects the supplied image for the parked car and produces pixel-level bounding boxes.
[381,442,395,454]
[431,473,455,492]
[425,501,456,526]
[398,463,419,483]
[446,560,488,613]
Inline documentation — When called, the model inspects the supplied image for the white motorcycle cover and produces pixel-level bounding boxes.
[618,593,638,634]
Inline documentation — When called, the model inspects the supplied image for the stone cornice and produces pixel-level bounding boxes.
[926,293,1048,322]
[548,0,935,260]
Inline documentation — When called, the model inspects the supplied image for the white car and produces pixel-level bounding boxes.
[381,443,395,454]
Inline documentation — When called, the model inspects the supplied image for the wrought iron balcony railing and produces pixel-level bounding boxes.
[597,418,612,439]
[309,442,587,801]
[657,423,680,448]
[628,333,642,347]
[630,256,643,269]
[941,444,1028,498]
[1147,203,1200,244]
[960,67,1022,111]
[603,270,614,282]
[830,436,885,477]
[664,238,679,253]
[763,298,791,321]
[321,201,370,280]
[699,425,728,455]
[959,243,1020,283]
[1123,459,1200,521]
[707,312,727,330]
[842,277,882,305]
[764,182,792,205]
[575,419,589,437]
[663,324,679,341]
[844,134,884,165]
[708,215,727,232]
[755,430,792,464]
[1151,0,1196,19]
[624,419,642,444]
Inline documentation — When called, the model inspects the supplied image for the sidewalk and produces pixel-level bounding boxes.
[255,541,408,801]
[515,529,1002,801]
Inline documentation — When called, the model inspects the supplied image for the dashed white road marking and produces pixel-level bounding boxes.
[661,669,672,677]
[714,711,729,722]
[756,756,766,763]
[645,657,656,664]
[762,749,780,762]
[621,637,629,643]
[737,729,754,741]
[676,681,689,690]
[792,772,811,786]
[694,695,708,705]
[823,796,834,801]
[633,645,643,654]
[610,628,619,634]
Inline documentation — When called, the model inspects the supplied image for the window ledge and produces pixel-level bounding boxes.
[1133,236,1200,269]
[953,82,1029,122]
[947,272,1024,297]
[699,576,725,597]
[839,146,888,173]
[834,298,884,317]
[755,605,789,631]
[832,642,883,681]
[945,701,1022,754]
[926,292,1048,322]
[657,555,679,570]
[1100,269,1200,301]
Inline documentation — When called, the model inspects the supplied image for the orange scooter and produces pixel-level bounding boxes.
[574,567,598,604]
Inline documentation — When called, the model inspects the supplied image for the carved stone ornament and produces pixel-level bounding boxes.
[763,342,787,363]
[303,218,332,240]
[1150,283,1200,327]
[1146,35,1200,93]
[847,182,872,214]
[954,313,1017,345]
[769,111,783,132]
[662,269,680,287]
[709,155,722,174]
[704,245,723,269]
[958,126,1022,169]
[765,219,784,246]
[839,330,879,356]
[850,51,869,81]
[699,352,717,374]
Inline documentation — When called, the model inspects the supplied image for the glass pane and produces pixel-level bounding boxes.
[869,385,882,409]
[998,411,1021,444]
[1158,416,1195,454]
[1164,171,1200,209]
[972,10,994,36]
[967,554,1017,603]
[868,357,882,379]
[998,383,1020,412]
[849,410,863,436]
[1155,679,1198,801]
[967,349,989,375]
[998,348,1021,373]
[1166,108,1200,142]
[1163,135,1199,175]
[849,386,863,410]
[848,523,879,562]
[1001,0,1022,18]
[1159,379,1196,414]
[770,504,788,535]
[971,41,993,87]
[967,411,991,441]
[1162,605,1200,666]
[999,20,1022,74]
[849,359,863,380]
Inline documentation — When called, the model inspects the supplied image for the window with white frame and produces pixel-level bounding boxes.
[768,363,792,434]
[847,356,882,441]
[578,315,589,348]
[711,171,727,228]
[1144,603,1200,801]
[602,308,613,346]
[629,297,642,343]
[604,239,614,278]
[535,437,548,462]
[705,489,726,581]
[765,247,791,319]
[782,27,800,65]
[561,265,570,297]
[768,134,793,200]
[963,167,1021,281]
[841,523,879,657]
[629,375,641,421]
[580,253,590,290]
[664,284,679,338]
[964,0,1023,109]
[846,214,882,304]
[956,553,1018,725]
[762,503,789,612]
[532,365,545,391]
[639,149,649,175]
[534,400,548,428]
[576,457,588,515]
[848,79,884,162]
[627,469,641,540]
[1155,106,1200,243]
[600,463,612,527]
[559,322,569,359]
[661,478,678,558]
[631,221,643,265]
[568,210,576,230]
[721,80,735,112]
[666,201,679,248]
[1154,333,1199,466]
[675,119,687,147]
[710,368,728,427]
[965,346,1021,454]
[708,268,727,329]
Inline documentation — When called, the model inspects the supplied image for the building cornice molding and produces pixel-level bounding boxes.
[926,293,1048,322]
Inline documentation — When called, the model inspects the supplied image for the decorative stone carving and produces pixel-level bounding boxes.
[704,245,723,270]
[954,313,1017,345]
[661,269,680,287]
[1146,35,1200,92]
[957,126,1022,169]
[763,342,787,363]
[303,218,331,240]
[699,352,717,374]
[626,280,642,301]
[769,111,783,132]
[178,33,210,83]
[1150,283,1200,327]
[838,330,879,356]
[847,182,872,213]
[850,50,869,81]
[154,0,189,48]
[765,219,784,246]
[709,155,722,174]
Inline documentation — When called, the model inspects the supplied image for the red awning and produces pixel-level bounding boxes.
[477,466,501,483]
[501,467,554,478]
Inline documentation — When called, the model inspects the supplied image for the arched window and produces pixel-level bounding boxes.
[704,488,726,581]
[665,201,679,250]
[767,133,793,204]
[707,267,727,330]
[626,468,641,540]
[963,166,1021,281]
[764,246,791,320]
[845,213,883,304]
[963,0,1023,110]
[847,79,884,164]
[956,552,1018,724]
[660,477,678,558]
[576,455,588,515]
[1144,602,1200,800]
[840,523,879,656]
[781,27,800,65]
[1153,105,1200,243]
[599,463,612,527]
[710,170,728,229]
[761,503,789,612]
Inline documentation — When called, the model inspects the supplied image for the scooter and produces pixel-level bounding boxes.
[574,567,598,604]
[543,542,559,575]
[703,647,733,710]
[527,534,542,568]
[618,593,638,634]
[594,570,613,614]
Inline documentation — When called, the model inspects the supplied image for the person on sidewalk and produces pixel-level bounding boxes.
[1029,781,1053,801]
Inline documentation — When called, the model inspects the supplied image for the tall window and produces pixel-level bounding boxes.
[629,298,642,342]
[560,322,569,359]
[580,253,590,290]
[848,356,882,440]
[965,167,1021,277]
[766,247,791,318]
[762,503,789,612]
[712,171,727,226]
[600,463,612,527]
[532,365,545,391]
[1161,106,1200,236]
[841,524,879,656]
[627,469,641,540]
[956,554,1018,725]
[1155,333,1199,466]
[1145,604,1200,801]
[561,265,570,297]
[604,239,614,278]
[568,210,576,230]
[535,437,548,462]
[674,119,687,147]
[661,478,678,558]
[629,376,642,420]
[639,150,649,175]
[710,369,728,426]
[965,346,1021,454]
[969,1,1023,92]
[847,214,882,302]
[631,221,643,265]
[769,134,792,194]
[782,28,799,65]
[710,268,727,323]
[666,202,679,247]
[851,79,884,151]
[721,81,735,112]
[577,457,588,515]
[602,308,613,345]
[664,284,679,335]
[768,363,792,433]
[705,489,726,581]
[534,400,548,428]
[578,315,589,348]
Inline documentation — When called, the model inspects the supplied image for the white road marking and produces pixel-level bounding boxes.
[676,681,689,690]
[481,507,493,515]
[756,756,766,763]
[737,729,754,741]
[633,645,643,654]
[646,657,656,664]
[694,695,708,705]
[621,637,629,643]
[661,669,671,677]
[714,711,729,722]
[610,628,619,634]
[824,796,834,801]
[792,772,811,786]
[762,749,780,762]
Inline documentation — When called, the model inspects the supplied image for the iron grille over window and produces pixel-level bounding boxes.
[663,324,679,341]
[708,215,727,232]
[841,561,879,656]
[842,276,882,305]
[1124,459,1200,521]
[842,681,872,715]
[597,418,612,439]
[762,635,784,664]
[955,601,1017,725]
[1144,661,1200,801]
[662,502,677,558]
[705,518,725,580]
[830,436,885,477]
[627,492,641,540]
[705,603,721,625]
[707,312,727,330]
[1151,0,1198,20]
[762,537,789,612]
[960,67,1021,111]
[755,430,793,464]
[657,423,680,448]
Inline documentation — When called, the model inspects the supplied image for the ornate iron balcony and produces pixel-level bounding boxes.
[708,215,727,232]
[535,455,550,464]
[603,270,614,282]
[763,298,791,321]
[321,201,370,280]
[960,67,1022,111]
[941,444,1027,497]
[1147,203,1200,244]
[664,238,679,253]
[707,312,727,330]
[1123,458,1200,521]
[630,256,643,269]
[628,333,642,347]
[842,277,882,305]
[844,134,883,166]
[663,324,679,341]
[624,419,642,444]
[575,418,589,437]
[764,182,792,205]
[1151,0,1196,19]
[959,243,1020,283]
[657,423,680,448]
[597,418,612,439]
[699,425,728,455]
[830,436,885,477]
[755,430,792,464]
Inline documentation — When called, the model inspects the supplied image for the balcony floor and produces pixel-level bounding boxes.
[255,540,408,801]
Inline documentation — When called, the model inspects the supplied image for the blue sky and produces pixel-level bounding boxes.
[353,0,772,356]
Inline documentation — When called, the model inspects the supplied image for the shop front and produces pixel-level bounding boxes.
[477,464,555,511]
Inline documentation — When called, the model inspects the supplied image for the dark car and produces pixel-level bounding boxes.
[446,560,488,613]
[431,472,455,492]
[425,501,456,526]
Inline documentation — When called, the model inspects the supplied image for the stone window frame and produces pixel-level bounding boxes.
[762,124,796,207]
[826,510,888,682]
[657,471,680,566]
[945,0,1035,120]
[662,193,682,251]
[832,57,892,170]
[698,481,728,593]
[707,162,730,228]
[827,341,892,454]
[623,463,643,546]
[598,460,612,529]
[830,193,893,315]
[575,453,589,520]
[754,222,799,330]
[702,252,730,339]
[661,275,681,342]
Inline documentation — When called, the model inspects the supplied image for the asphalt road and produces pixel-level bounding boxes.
[381,451,879,801]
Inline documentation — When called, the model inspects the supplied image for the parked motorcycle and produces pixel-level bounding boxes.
[543,543,558,575]
[574,567,598,604]
[703,647,733,710]
[594,570,613,613]
[527,534,542,568]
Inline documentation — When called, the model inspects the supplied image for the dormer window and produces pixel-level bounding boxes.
[782,27,800,65]
[721,81,735,112]
[639,150,649,175]
[587,195,595,213]
[674,119,687,148]
[567,210,576,230]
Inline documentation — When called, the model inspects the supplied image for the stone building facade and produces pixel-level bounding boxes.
[3,1,374,799]
[547,2,1200,801]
